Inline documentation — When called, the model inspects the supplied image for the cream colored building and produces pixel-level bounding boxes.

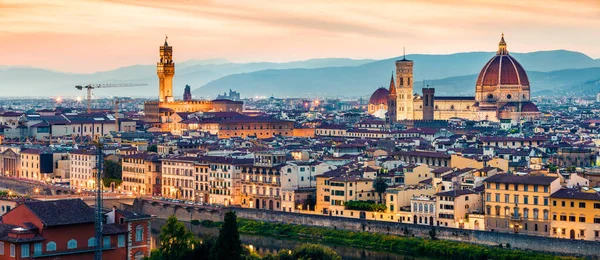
[161,156,196,200]
[122,153,161,196]
[69,149,97,189]
[436,189,482,229]
[316,171,375,216]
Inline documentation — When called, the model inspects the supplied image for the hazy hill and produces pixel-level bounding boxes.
[1,50,599,98]
[0,58,374,97]
[196,50,600,98]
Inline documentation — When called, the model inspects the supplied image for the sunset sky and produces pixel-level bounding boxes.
[1,0,599,73]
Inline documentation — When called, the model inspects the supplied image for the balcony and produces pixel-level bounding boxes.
[510,214,523,221]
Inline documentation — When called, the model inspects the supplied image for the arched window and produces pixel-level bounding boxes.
[67,239,78,249]
[135,225,144,242]
[88,237,96,247]
[287,168,291,173]
[413,203,417,212]
[418,203,423,212]
[47,242,57,252]
[430,204,434,213]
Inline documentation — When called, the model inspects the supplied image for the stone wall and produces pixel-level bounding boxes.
[130,199,600,257]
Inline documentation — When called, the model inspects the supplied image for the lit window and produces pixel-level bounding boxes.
[47,242,56,252]
[135,225,144,242]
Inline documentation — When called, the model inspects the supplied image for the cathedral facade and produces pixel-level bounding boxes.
[144,37,243,124]
[384,35,540,123]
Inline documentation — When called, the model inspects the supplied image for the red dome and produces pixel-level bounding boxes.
[369,87,389,105]
[476,55,529,86]
[476,35,529,87]
[521,102,539,112]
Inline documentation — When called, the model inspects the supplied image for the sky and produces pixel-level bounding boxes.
[1,0,599,73]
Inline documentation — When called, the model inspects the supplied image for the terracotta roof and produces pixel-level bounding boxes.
[369,87,389,106]
[550,188,600,201]
[484,174,557,186]
[22,199,95,227]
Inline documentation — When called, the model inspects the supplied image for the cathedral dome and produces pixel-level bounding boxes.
[369,87,389,105]
[476,35,529,87]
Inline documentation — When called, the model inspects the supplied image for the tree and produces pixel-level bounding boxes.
[213,211,243,260]
[148,144,158,153]
[292,244,342,260]
[147,215,197,260]
[374,177,388,204]
[104,159,122,180]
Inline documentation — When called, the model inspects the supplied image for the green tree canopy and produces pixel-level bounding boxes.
[213,211,243,260]
[292,243,342,260]
[147,215,197,260]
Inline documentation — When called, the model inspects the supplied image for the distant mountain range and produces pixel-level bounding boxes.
[0,58,374,97]
[1,50,599,98]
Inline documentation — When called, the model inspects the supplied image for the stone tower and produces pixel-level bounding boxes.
[183,85,192,101]
[157,36,175,103]
[422,88,435,120]
[395,57,414,121]
[387,73,397,124]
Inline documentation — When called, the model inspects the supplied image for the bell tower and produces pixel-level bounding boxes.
[157,35,175,103]
[395,50,414,121]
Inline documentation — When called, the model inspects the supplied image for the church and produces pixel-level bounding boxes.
[144,37,243,125]
[368,35,540,123]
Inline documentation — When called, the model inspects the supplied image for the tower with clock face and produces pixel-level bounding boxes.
[394,58,414,121]
[157,36,175,103]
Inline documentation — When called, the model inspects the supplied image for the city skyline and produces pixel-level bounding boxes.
[1,0,599,73]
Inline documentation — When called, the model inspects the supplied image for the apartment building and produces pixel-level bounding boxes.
[160,156,196,200]
[411,195,436,226]
[240,152,285,210]
[121,153,161,196]
[316,170,375,216]
[20,148,67,181]
[550,188,600,241]
[280,161,335,212]
[435,189,481,229]
[70,149,97,189]
[483,174,560,236]
[201,156,252,206]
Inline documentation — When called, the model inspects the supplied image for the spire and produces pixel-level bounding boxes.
[388,72,396,96]
[497,33,508,55]
[402,47,406,60]
[164,34,169,46]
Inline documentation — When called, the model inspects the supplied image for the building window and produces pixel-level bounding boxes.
[135,225,144,242]
[34,243,42,256]
[118,235,125,247]
[88,237,96,247]
[103,236,110,249]
[0,242,3,255]
[21,244,30,257]
[10,244,14,257]
[47,242,56,252]
[579,202,586,208]
[68,239,77,249]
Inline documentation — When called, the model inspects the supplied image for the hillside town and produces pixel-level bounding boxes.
[1,35,600,259]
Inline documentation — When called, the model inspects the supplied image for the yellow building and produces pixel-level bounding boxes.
[483,174,560,236]
[315,170,375,216]
[550,188,600,241]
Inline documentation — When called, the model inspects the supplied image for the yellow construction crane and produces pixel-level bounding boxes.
[75,83,148,113]
[113,97,134,132]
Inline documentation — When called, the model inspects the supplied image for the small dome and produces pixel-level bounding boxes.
[369,87,389,105]
[521,102,539,112]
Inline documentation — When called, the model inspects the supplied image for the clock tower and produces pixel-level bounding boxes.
[157,35,175,103]
[395,56,414,121]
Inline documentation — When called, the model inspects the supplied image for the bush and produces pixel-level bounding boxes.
[344,200,386,212]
